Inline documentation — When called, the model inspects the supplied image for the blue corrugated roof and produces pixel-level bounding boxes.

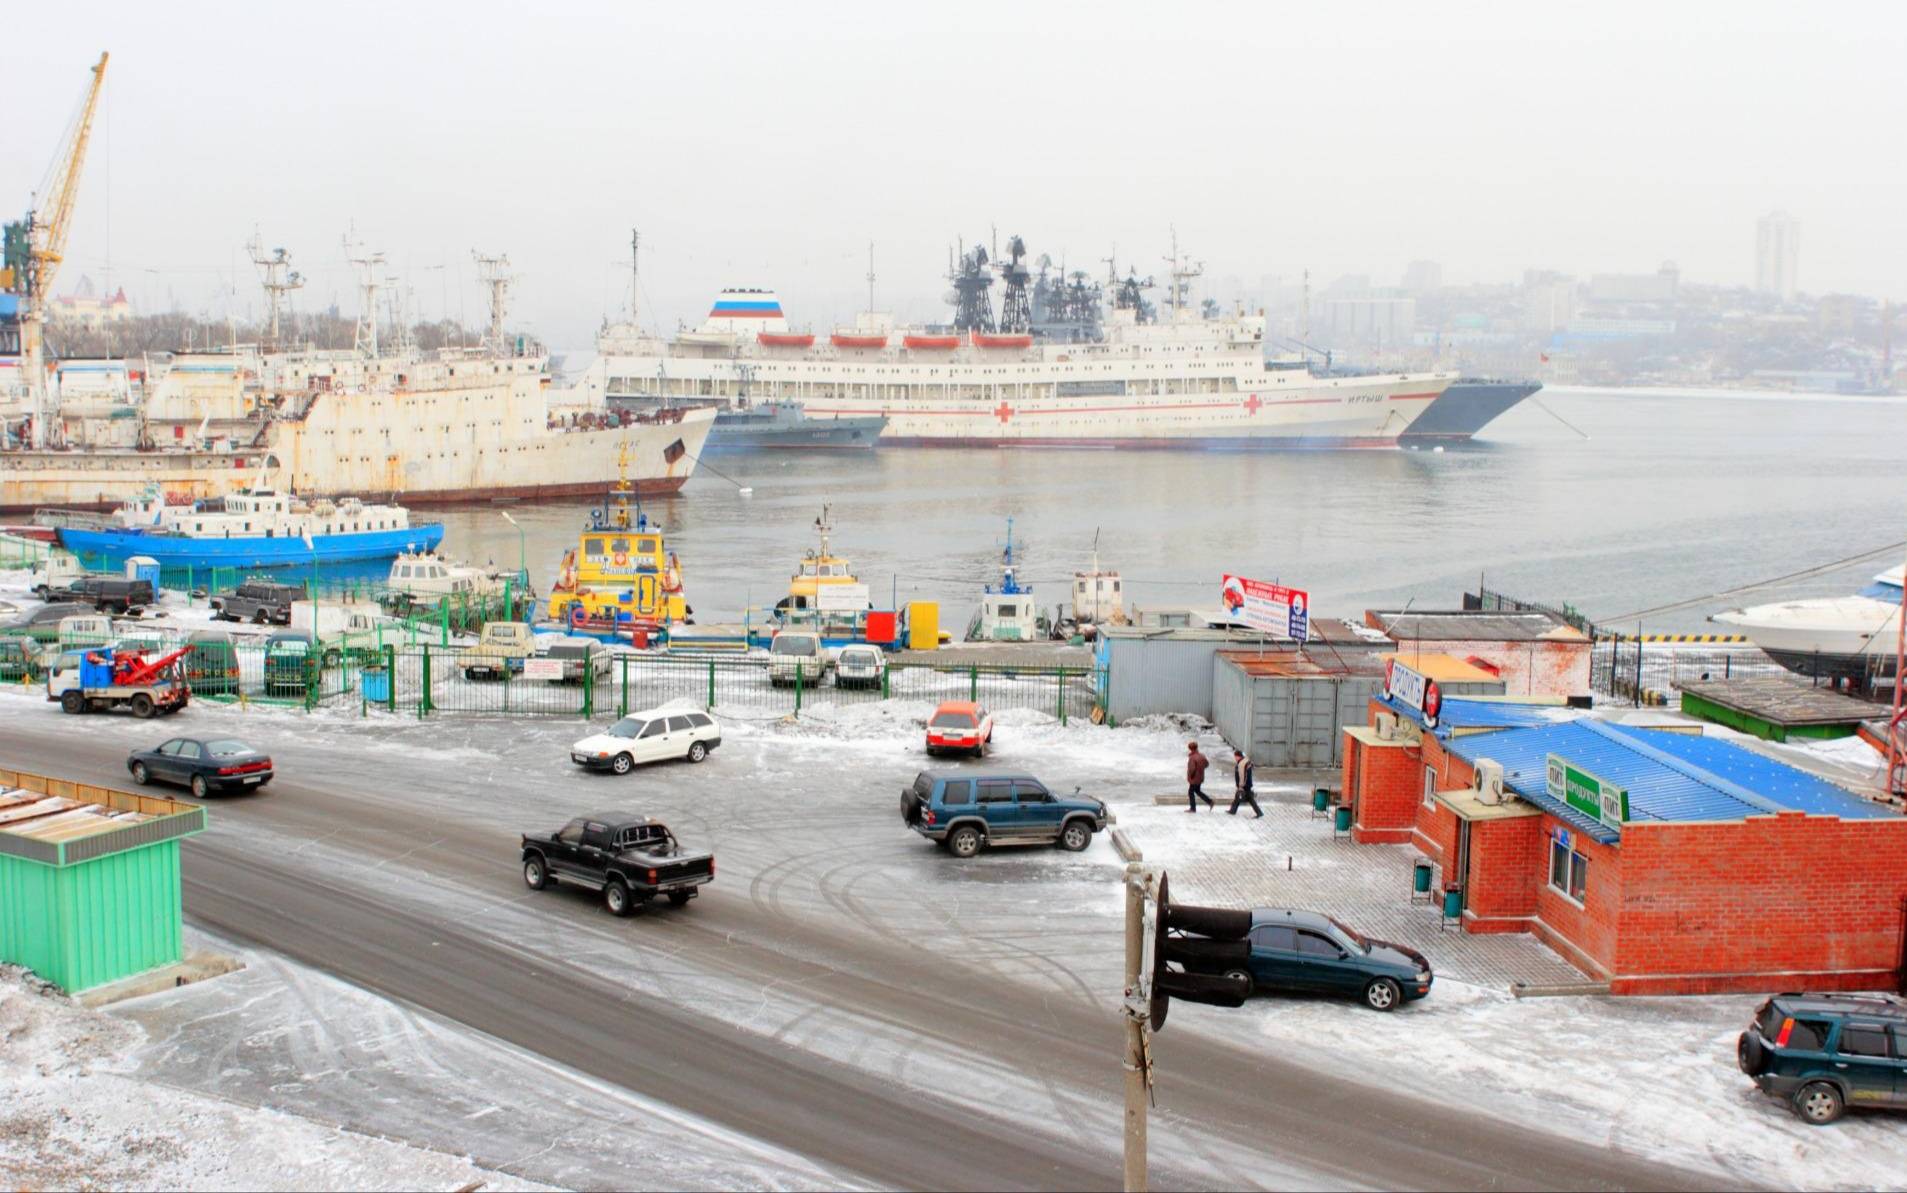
[1443,719,1894,844]
[1378,693,1574,731]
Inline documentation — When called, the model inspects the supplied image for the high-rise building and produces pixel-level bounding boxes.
[1402,260,1443,292]
[1757,211,1800,301]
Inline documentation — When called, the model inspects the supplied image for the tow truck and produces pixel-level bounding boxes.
[48,645,192,717]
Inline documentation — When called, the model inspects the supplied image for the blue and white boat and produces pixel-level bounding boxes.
[55,487,443,569]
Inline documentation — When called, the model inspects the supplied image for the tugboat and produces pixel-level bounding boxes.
[544,449,690,645]
[966,517,1049,642]
[771,506,876,644]
[1052,530,1126,641]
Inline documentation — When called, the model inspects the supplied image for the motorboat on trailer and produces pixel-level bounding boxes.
[1711,566,1904,681]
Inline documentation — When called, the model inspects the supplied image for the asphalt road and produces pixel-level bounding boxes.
[0,713,1724,1192]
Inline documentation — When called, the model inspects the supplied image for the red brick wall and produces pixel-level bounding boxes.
[1528,825,1624,980]
[1463,816,1546,933]
[1346,735,1423,843]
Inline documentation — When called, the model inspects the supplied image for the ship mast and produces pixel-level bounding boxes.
[344,230,385,359]
[630,229,640,326]
[473,250,513,356]
[1161,227,1204,321]
[247,233,303,353]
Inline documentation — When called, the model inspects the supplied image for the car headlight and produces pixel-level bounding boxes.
[1414,970,1431,982]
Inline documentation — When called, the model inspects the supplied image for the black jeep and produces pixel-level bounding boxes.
[211,580,302,625]
[520,814,714,916]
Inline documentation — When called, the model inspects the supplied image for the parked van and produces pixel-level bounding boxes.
[29,552,88,599]
[57,614,115,651]
[767,631,829,687]
[185,629,241,696]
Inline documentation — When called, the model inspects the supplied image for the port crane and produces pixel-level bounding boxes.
[3,52,110,450]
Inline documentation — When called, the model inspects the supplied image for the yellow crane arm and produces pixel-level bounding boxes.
[31,51,109,294]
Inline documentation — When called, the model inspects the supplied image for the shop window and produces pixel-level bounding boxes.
[1549,838,1589,904]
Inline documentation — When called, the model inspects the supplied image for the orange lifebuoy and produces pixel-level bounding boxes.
[569,606,586,626]
[613,551,629,567]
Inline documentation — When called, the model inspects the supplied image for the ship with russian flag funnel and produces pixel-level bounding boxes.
[702,289,789,333]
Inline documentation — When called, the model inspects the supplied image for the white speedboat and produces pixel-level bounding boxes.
[1711,566,1903,680]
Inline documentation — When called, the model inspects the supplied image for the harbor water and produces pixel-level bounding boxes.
[419,386,1907,635]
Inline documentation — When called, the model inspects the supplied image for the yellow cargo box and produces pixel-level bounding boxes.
[907,601,939,651]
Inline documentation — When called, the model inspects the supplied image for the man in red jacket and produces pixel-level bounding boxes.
[1185,741,1214,812]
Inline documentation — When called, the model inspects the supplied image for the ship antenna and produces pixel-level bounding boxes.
[630,228,640,326]
[866,243,875,315]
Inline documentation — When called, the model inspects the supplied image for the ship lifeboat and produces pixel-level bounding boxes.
[971,331,1033,349]
[757,332,816,348]
[903,333,961,350]
[830,332,888,349]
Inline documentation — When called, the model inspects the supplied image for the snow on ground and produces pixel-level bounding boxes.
[0,964,549,1192]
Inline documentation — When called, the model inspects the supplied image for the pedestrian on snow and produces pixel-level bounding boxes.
[1228,747,1263,818]
[1186,741,1215,812]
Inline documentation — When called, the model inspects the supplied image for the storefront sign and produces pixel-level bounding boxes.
[1546,754,1629,832]
[1220,574,1309,640]
[1383,658,1443,729]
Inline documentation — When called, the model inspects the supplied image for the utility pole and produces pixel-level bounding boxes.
[1122,863,1151,1193]
[1889,544,1906,798]
[473,250,514,356]
[247,233,304,352]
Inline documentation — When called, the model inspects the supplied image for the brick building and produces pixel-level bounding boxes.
[1341,696,1907,994]
[1365,609,1592,699]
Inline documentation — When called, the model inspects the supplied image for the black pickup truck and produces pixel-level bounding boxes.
[211,580,302,625]
[520,814,714,916]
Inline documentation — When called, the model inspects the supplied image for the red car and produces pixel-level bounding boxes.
[927,700,994,758]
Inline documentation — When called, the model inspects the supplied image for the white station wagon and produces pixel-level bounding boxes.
[571,708,722,774]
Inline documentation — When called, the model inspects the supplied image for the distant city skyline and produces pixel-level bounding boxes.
[11,3,1902,344]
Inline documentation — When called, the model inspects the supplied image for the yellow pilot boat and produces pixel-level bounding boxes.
[546,451,688,644]
[780,505,865,615]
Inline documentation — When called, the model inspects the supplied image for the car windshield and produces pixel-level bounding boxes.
[771,637,816,657]
[204,740,252,757]
[931,711,976,728]
[841,649,876,664]
[1326,917,1370,952]
[607,718,642,738]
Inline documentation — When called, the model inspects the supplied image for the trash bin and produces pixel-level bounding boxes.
[1311,787,1331,812]
[1441,888,1463,919]
[1412,860,1434,894]
[1333,805,1352,832]
[361,667,390,703]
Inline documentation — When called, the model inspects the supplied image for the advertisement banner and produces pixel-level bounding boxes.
[1219,574,1310,640]
[522,658,565,681]
[1545,753,1629,832]
[1383,658,1442,729]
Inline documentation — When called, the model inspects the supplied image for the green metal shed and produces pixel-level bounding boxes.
[0,767,206,993]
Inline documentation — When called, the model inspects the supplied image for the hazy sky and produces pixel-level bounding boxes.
[9,2,1903,347]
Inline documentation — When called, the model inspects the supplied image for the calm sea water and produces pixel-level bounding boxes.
[424,387,1907,635]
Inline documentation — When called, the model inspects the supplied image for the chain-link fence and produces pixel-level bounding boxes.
[0,534,52,571]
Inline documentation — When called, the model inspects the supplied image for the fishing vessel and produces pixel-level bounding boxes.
[558,235,1456,450]
[1053,532,1126,640]
[1711,567,1904,682]
[967,519,1048,642]
[1,253,712,512]
[544,456,690,644]
[49,485,442,568]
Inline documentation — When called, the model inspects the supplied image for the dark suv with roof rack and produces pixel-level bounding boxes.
[1737,992,1907,1124]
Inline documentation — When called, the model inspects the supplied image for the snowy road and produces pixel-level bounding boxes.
[0,697,1724,1191]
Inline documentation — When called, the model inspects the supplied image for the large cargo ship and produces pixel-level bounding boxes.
[559,238,1455,449]
[1,344,713,513]
[1397,379,1543,447]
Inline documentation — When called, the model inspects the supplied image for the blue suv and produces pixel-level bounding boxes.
[1737,992,1907,1124]
[901,771,1112,858]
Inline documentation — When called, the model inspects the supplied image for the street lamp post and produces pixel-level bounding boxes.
[500,511,525,622]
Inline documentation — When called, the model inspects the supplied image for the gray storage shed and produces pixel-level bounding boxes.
[1212,651,1393,769]
[1096,627,1293,721]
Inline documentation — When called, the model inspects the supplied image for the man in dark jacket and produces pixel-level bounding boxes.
[1185,741,1214,812]
[1228,747,1263,818]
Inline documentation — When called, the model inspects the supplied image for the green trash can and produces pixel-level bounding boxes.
[1412,860,1433,894]
[1311,787,1331,812]
[1333,805,1352,832]
[1442,888,1463,918]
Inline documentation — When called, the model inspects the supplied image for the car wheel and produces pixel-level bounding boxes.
[1793,1081,1845,1126]
[1736,1031,1768,1076]
[1363,978,1402,1012]
[1058,820,1093,852]
[131,761,150,785]
[523,856,549,890]
[948,825,983,859]
[604,879,633,917]
[667,890,692,907]
[60,690,85,715]
[686,740,708,763]
[1223,967,1256,997]
[254,610,269,625]
[190,774,209,799]
[130,693,155,719]
[611,752,634,775]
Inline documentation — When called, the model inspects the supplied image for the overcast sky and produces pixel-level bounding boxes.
[10,2,1903,347]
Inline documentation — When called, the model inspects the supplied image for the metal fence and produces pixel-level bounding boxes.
[15,629,1103,723]
[0,534,51,571]
[1590,637,1792,704]
[1468,586,1599,638]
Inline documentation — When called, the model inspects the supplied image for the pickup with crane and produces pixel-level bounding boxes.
[47,644,192,717]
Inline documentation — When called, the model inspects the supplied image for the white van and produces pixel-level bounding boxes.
[766,631,830,687]
[30,551,87,599]
[57,614,115,651]
[569,708,722,774]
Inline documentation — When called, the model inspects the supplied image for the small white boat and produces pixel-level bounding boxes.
[383,551,528,608]
[967,518,1049,642]
[1711,566,1903,681]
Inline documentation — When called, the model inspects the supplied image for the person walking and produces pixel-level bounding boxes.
[1228,747,1263,818]
[1185,741,1215,812]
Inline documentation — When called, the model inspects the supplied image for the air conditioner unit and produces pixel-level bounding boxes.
[1374,712,1398,741]
[1473,758,1506,805]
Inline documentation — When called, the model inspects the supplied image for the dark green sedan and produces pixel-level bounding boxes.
[128,737,274,798]
[1211,908,1433,1012]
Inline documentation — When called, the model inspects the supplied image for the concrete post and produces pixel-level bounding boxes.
[1123,864,1147,1193]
